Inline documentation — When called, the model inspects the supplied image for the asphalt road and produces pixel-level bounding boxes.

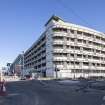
[0,80,105,105]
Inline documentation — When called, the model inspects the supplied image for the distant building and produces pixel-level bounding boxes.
[24,15,105,78]
[1,67,7,75]
[10,54,23,76]
[7,63,11,75]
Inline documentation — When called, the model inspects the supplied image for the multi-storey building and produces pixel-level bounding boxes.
[10,54,23,76]
[24,15,105,78]
[6,63,11,75]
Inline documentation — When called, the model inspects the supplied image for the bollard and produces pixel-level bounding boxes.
[0,80,7,96]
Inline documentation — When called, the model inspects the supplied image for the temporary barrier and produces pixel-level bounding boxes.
[0,80,7,96]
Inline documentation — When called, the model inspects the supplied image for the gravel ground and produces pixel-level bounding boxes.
[0,80,105,105]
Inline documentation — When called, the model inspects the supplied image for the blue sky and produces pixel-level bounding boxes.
[0,0,105,67]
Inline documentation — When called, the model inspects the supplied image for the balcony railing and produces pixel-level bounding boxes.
[53,57,67,61]
[53,40,64,45]
[52,31,67,36]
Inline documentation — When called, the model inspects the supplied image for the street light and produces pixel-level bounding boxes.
[54,64,60,79]
[22,51,24,77]
[0,68,2,81]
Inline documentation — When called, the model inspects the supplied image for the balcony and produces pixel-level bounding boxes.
[53,57,67,61]
[95,46,101,50]
[83,51,91,55]
[75,65,81,69]
[95,53,101,56]
[76,43,83,47]
[52,31,67,37]
[41,53,46,57]
[67,65,74,69]
[76,57,84,62]
[68,49,75,53]
[41,59,46,63]
[69,57,75,61]
[88,44,93,49]
[102,48,105,51]
[95,39,102,44]
[92,59,100,63]
[82,66,89,69]
[100,54,105,57]
[53,40,64,45]
[86,37,93,41]
[69,34,75,38]
[77,34,83,39]
[101,41,105,45]
[53,49,64,53]
[56,65,64,68]
[66,41,75,46]
[97,67,105,70]
[91,66,96,70]
[74,50,81,54]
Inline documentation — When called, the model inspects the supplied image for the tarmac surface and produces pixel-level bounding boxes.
[0,79,105,105]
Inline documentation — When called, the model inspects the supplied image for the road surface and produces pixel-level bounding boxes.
[0,80,105,105]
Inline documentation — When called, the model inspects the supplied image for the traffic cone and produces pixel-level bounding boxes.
[0,81,7,96]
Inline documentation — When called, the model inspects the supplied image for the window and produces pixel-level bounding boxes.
[83,55,86,58]
[66,45,69,48]
[71,61,74,65]
[67,61,70,64]
[52,28,67,32]
[93,56,99,60]
[78,39,82,43]
[77,54,82,58]
[88,55,91,59]
[71,54,74,57]
[92,63,95,66]
[102,38,105,42]
[53,45,63,48]
[71,46,74,49]
[53,36,63,40]
[89,41,92,44]
[97,63,100,66]
[77,31,82,34]
[83,62,89,66]
[83,40,86,44]
[70,29,74,34]
[75,46,80,50]
[70,38,75,42]
[96,36,100,40]
[75,62,79,65]
[62,53,67,57]
[83,32,91,37]
[83,47,91,51]
[67,37,70,41]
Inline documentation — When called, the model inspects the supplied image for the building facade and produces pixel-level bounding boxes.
[24,16,105,78]
[6,63,11,75]
[10,54,23,76]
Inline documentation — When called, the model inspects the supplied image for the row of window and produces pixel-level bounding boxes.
[25,56,46,64]
[53,37,105,48]
[54,61,105,67]
[25,40,46,58]
[25,62,46,68]
[53,45,105,53]
[25,50,46,61]
[71,69,105,73]
[52,27,105,41]
[34,63,46,69]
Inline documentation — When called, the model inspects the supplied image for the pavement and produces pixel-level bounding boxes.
[3,76,21,82]
[0,79,105,105]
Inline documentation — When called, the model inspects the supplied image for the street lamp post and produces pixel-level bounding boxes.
[55,67,58,79]
[0,69,2,81]
[22,51,24,78]
[54,64,58,79]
